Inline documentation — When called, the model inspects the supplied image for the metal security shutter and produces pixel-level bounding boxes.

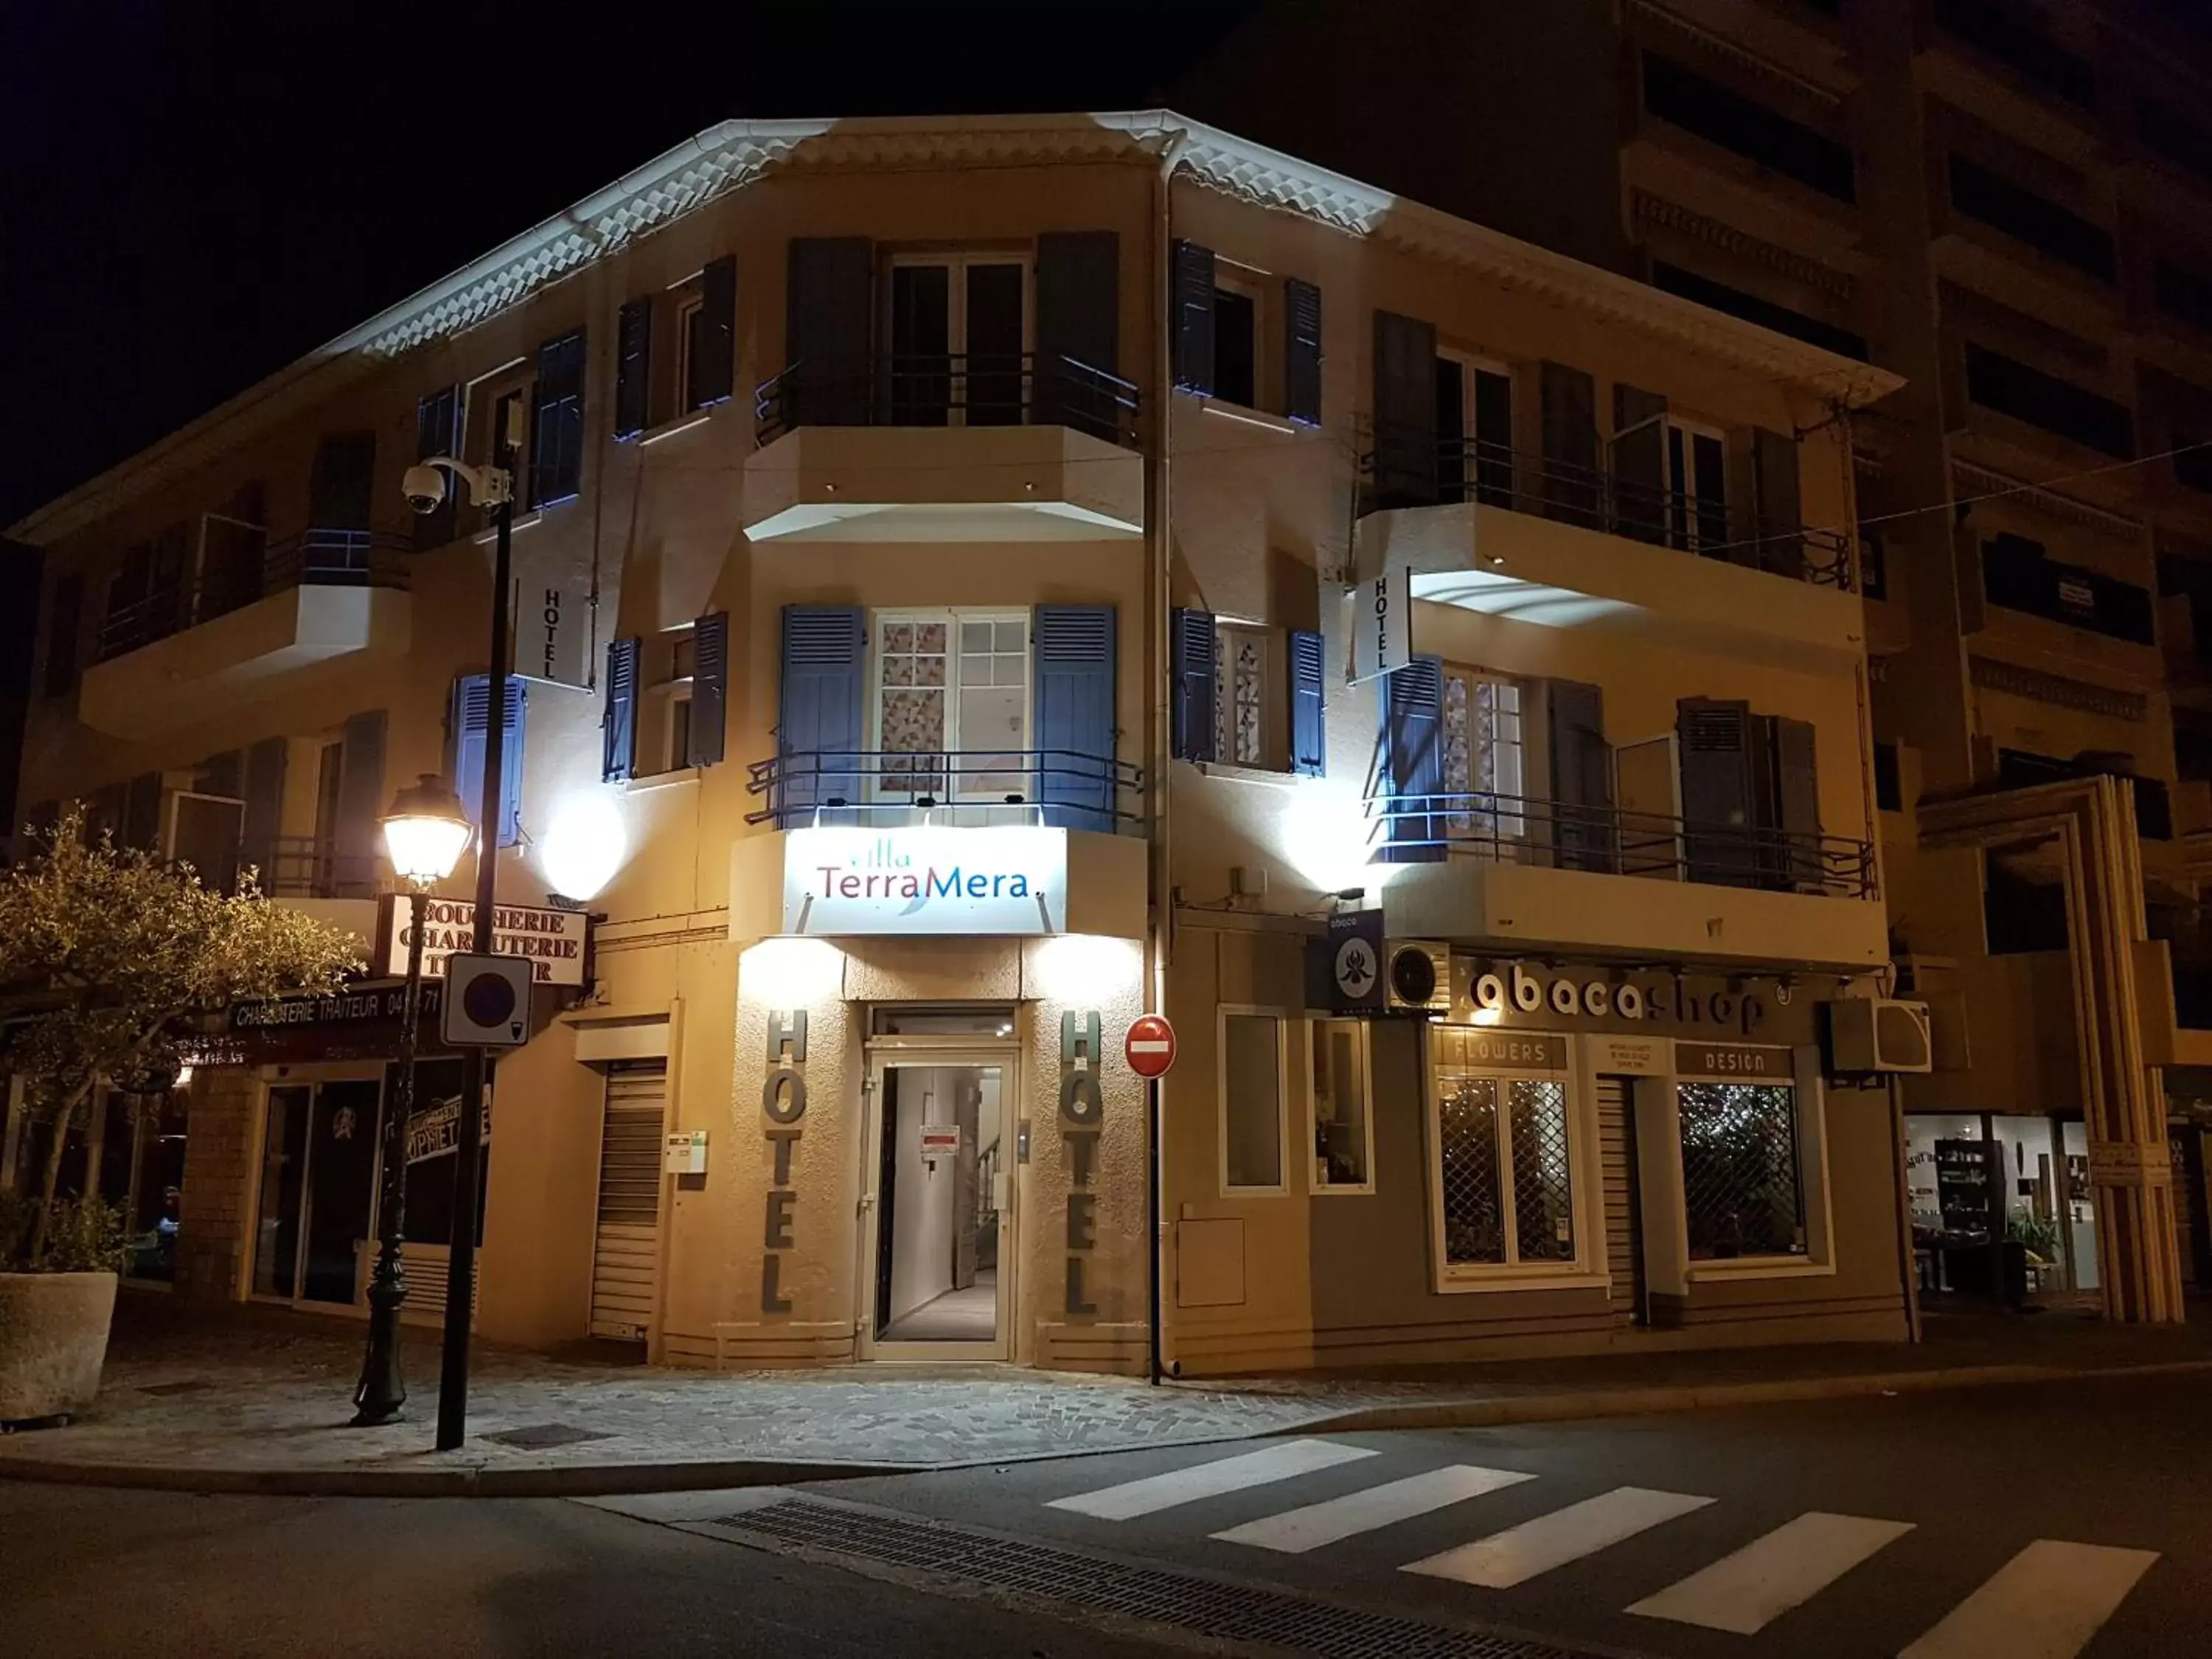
[591,1067,667,1340]
[1596,1077,1645,1326]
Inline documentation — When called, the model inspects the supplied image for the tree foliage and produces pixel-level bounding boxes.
[0,806,363,1266]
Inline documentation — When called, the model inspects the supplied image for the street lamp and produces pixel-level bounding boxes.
[352,773,472,1427]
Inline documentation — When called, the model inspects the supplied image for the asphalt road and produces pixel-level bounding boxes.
[4,1372,2205,1659]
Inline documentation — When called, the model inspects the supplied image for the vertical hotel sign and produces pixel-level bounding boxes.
[512,543,591,689]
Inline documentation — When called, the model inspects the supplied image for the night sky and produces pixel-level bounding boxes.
[0,0,1255,529]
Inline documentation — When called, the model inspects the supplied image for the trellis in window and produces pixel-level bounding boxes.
[1429,1028,1577,1278]
[1440,667,1525,843]
[1677,1080,1806,1259]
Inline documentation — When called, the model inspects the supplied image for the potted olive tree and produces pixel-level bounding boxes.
[0,807,358,1425]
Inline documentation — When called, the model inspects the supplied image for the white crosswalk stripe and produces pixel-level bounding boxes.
[1210,1464,1537,1554]
[1627,1510,1916,1635]
[1402,1486,1715,1589]
[1899,1540,2160,1659]
[1045,1439,1378,1521]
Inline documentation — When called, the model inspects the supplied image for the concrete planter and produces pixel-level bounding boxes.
[0,1270,118,1424]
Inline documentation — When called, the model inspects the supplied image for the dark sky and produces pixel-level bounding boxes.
[0,0,1256,529]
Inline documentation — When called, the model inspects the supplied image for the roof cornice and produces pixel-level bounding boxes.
[13,108,1899,543]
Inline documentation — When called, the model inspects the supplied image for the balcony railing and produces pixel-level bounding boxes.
[97,527,413,663]
[255,835,382,900]
[755,352,1141,449]
[746,748,1145,833]
[1360,431,1857,591]
[1365,786,1878,900]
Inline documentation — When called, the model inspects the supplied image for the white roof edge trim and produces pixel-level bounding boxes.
[13,108,1900,544]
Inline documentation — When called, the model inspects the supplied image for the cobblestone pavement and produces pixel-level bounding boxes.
[6,1295,2210,1488]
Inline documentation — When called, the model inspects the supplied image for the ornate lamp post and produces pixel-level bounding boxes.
[352,773,473,1426]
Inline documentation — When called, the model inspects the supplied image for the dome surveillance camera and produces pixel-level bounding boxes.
[402,463,447,515]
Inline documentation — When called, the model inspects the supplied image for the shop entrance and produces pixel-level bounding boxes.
[859,1029,1015,1360]
[1905,1111,2100,1309]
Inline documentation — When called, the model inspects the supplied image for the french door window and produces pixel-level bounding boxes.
[873,609,1030,801]
[1440,667,1525,843]
[1666,421,1729,554]
[887,256,1029,426]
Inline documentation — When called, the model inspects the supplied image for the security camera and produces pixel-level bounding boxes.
[402,464,448,515]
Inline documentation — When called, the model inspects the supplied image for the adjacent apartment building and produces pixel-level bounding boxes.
[1184,0,2212,1324]
[1,109,1918,1374]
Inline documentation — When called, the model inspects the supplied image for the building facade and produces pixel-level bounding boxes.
[1181,0,2212,1321]
[3,111,1912,1374]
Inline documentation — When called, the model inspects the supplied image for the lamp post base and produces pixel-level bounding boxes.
[352,1273,409,1425]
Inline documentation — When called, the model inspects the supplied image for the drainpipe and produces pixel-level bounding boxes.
[1150,124,1189,1381]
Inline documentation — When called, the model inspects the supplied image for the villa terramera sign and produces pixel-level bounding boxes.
[782,826,1068,935]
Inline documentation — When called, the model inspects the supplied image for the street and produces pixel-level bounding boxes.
[4,1372,2206,1658]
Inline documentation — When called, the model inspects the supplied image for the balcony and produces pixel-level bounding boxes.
[80,529,413,740]
[1366,786,1885,968]
[1357,437,1865,673]
[742,352,1144,543]
[731,748,1147,942]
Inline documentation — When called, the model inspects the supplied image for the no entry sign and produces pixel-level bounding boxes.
[1125,1014,1177,1079]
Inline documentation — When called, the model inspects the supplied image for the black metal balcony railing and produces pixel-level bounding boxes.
[255,835,381,900]
[754,352,1142,449]
[1361,431,1857,591]
[1365,786,1878,900]
[746,748,1145,833]
[97,527,414,664]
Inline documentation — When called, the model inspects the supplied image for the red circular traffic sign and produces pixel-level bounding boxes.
[1125,1014,1177,1079]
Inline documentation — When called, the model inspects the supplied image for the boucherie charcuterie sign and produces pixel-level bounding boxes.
[378,898,588,985]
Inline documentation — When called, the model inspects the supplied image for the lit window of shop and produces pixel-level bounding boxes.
[1427,1027,1579,1280]
[1309,1017,1373,1193]
[1221,1009,1288,1193]
[1440,667,1524,842]
[1677,1079,1806,1260]
[872,610,1030,801]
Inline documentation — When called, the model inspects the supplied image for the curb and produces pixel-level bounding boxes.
[5,1354,2210,1498]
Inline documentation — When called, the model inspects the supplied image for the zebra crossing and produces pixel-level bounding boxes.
[1040,1438,2160,1655]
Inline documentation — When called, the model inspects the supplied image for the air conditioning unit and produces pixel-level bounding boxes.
[1384,939,1453,1013]
[1826,998,1933,1074]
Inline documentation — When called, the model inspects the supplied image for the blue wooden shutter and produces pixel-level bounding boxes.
[1284,278,1322,427]
[1033,605,1117,832]
[453,676,527,848]
[614,298,653,439]
[1171,240,1216,394]
[689,256,737,410]
[532,330,586,505]
[777,605,866,823]
[689,611,729,768]
[1170,608,1217,763]
[602,639,641,782]
[1288,627,1326,777]
[1380,656,1444,863]
[1548,679,1615,874]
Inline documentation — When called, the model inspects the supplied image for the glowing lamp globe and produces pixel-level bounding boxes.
[380,773,473,887]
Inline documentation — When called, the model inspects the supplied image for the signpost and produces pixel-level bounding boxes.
[1125,1014,1177,1386]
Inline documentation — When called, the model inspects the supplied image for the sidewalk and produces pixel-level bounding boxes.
[6,1293,2211,1496]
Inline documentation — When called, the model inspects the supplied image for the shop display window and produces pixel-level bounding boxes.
[1308,1018,1373,1193]
[1677,1081,1806,1259]
[1428,1037,1579,1280]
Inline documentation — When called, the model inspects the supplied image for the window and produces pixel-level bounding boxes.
[1964,345,2134,459]
[1933,0,2096,111]
[1214,623,1268,766]
[1947,158,2115,282]
[1436,353,1515,506]
[1429,1029,1579,1279]
[2140,102,2212,191]
[1221,1010,1287,1192]
[467,364,532,516]
[1440,667,1525,842]
[1212,280,1259,408]
[673,293,705,416]
[887,255,1029,426]
[644,626,697,777]
[1309,1018,1373,1193]
[1874,741,1903,813]
[1677,1080,1806,1260]
[1640,55,1855,204]
[1651,263,1868,361]
[872,610,1029,801]
[1665,420,1729,554]
[44,573,83,699]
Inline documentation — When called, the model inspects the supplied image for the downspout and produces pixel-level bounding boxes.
[1150,125,1189,1379]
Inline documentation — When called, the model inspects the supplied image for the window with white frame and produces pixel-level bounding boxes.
[1212,272,1263,409]
[1309,1017,1373,1192]
[1221,1009,1287,1192]
[1665,420,1729,554]
[1428,1026,1579,1278]
[887,254,1030,426]
[872,610,1029,801]
[672,291,706,417]
[1677,1079,1807,1260]
[1214,622,1269,768]
[1440,666,1525,844]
